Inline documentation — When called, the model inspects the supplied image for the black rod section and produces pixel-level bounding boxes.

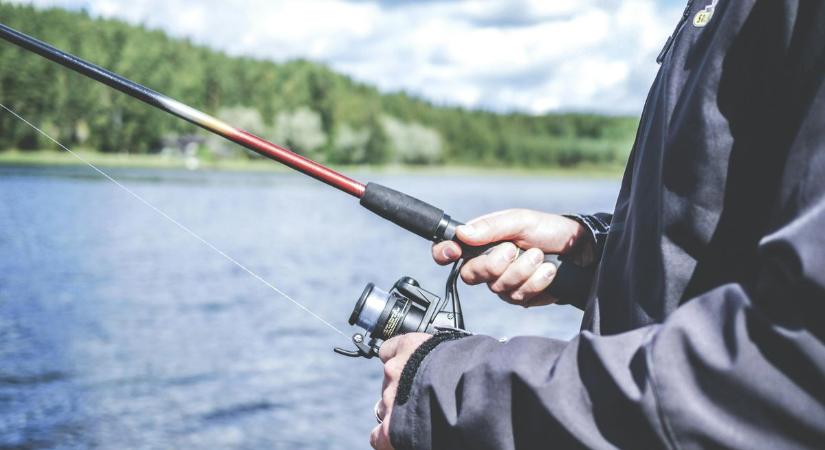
[0,23,165,109]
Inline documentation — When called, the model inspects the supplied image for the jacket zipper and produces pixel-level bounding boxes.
[657,0,696,64]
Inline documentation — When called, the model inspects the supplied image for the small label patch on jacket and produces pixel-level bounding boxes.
[693,0,718,27]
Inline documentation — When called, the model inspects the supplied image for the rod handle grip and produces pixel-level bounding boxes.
[360,182,448,241]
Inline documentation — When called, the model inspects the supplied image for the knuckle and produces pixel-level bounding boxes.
[545,262,558,279]
[461,263,487,284]
[378,337,397,360]
[383,360,401,379]
[477,217,494,229]
[501,270,527,289]
[534,263,557,287]
[512,262,534,280]
[517,284,536,300]
[517,284,538,300]
[398,334,416,350]
[525,248,544,265]
[516,253,544,283]
[521,214,543,237]
[460,269,477,284]
[489,257,511,277]
[518,281,539,297]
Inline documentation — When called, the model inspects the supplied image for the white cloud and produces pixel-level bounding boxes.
[9,0,684,114]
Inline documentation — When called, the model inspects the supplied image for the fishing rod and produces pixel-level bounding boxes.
[0,22,472,243]
[0,22,589,359]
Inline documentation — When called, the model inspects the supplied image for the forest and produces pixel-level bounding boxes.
[0,3,639,168]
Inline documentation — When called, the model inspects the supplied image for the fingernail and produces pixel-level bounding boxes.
[543,263,557,279]
[460,224,476,237]
[499,244,518,262]
[443,246,458,260]
[529,249,543,265]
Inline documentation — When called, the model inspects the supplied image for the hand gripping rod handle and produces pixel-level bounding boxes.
[359,183,593,300]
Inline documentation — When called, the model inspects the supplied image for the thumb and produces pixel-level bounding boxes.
[456,210,535,246]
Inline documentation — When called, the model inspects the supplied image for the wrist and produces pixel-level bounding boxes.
[561,213,610,267]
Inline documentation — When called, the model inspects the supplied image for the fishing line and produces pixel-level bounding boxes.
[0,101,347,338]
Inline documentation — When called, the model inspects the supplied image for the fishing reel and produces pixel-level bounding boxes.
[334,262,465,359]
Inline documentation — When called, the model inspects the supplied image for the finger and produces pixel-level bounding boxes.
[369,413,394,450]
[459,242,518,285]
[370,424,381,449]
[378,336,401,362]
[382,413,395,450]
[379,411,395,450]
[432,241,462,265]
[511,262,557,305]
[382,358,403,389]
[488,248,544,296]
[455,209,536,246]
[379,383,397,419]
[381,361,397,392]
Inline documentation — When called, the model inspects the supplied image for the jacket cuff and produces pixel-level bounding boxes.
[395,330,469,406]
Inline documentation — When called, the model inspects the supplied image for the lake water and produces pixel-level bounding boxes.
[0,165,618,449]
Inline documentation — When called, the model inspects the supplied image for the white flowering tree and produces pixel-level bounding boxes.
[381,115,443,165]
[273,107,327,158]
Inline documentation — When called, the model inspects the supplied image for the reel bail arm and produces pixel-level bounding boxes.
[334,333,378,358]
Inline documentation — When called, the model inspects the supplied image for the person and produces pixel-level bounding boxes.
[369,1,825,449]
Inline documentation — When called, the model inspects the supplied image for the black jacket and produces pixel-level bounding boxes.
[390,1,825,448]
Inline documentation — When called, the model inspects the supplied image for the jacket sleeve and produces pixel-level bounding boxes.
[389,15,825,450]
[390,195,825,449]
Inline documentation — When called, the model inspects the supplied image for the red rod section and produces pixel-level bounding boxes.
[233,130,365,198]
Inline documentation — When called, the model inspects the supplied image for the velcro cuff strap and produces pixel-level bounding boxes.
[395,330,469,406]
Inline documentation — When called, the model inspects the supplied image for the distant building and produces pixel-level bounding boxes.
[160,135,206,170]
[160,135,205,157]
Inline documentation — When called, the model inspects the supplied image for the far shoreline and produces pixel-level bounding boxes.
[0,150,625,179]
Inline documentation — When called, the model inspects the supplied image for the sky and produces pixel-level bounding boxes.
[9,0,686,115]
